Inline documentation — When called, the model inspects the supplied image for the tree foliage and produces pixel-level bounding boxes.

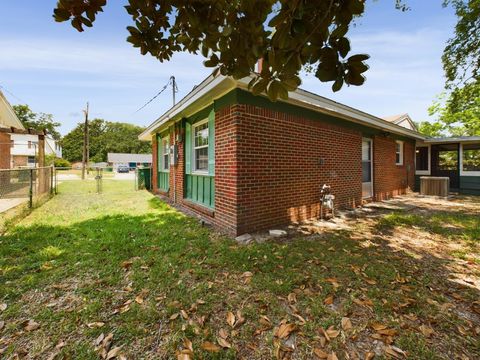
[12,104,61,140]
[429,81,480,136]
[442,0,480,88]
[51,0,399,98]
[61,119,151,163]
[415,121,445,137]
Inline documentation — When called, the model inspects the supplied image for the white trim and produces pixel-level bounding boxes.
[192,118,209,174]
[460,143,480,177]
[415,144,431,176]
[160,135,170,172]
[395,140,404,166]
[362,138,374,199]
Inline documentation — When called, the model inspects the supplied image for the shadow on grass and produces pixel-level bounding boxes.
[0,200,479,359]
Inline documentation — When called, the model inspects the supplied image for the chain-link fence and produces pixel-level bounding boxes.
[0,166,54,208]
[54,166,152,195]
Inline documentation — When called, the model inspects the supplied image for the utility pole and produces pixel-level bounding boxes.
[81,102,89,180]
[171,76,178,106]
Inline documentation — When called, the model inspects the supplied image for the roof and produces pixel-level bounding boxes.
[422,136,480,144]
[382,113,417,131]
[139,74,425,141]
[107,153,152,163]
[0,90,25,130]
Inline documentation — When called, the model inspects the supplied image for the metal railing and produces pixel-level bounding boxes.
[0,166,54,209]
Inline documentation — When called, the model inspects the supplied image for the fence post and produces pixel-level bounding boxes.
[50,165,54,195]
[29,168,34,208]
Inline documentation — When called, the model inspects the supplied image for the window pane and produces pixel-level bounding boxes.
[416,147,428,171]
[438,150,458,171]
[396,153,400,164]
[463,144,480,171]
[194,123,209,147]
[195,147,208,171]
[163,154,169,169]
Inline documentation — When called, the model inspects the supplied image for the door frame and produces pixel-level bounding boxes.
[362,137,374,199]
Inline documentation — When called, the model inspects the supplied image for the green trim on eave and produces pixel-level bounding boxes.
[213,88,417,143]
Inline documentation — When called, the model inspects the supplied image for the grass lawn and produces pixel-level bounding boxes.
[1,182,479,359]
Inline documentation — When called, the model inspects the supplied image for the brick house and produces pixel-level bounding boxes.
[139,74,436,236]
[0,89,25,169]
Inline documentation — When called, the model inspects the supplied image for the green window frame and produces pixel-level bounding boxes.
[160,135,170,172]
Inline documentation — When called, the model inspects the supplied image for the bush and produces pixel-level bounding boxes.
[53,158,71,168]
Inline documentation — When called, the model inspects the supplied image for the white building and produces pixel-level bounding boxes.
[107,153,152,171]
[10,133,62,168]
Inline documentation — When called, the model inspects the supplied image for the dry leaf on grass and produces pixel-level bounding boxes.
[419,324,434,338]
[201,341,220,352]
[324,295,334,305]
[87,322,105,328]
[314,348,328,359]
[365,351,375,360]
[0,303,7,311]
[0,321,4,331]
[106,346,122,360]
[226,311,236,328]
[327,352,338,360]
[341,317,352,331]
[385,345,407,359]
[24,320,40,331]
[217,336,232,348]
[275,321,296,339]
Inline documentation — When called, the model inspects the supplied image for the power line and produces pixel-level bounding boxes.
[0,84,27,103]
[132,76,178,114]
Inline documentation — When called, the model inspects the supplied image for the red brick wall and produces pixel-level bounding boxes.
[150,105,415,236]
[214,106,240,235]
[0,133,11,169]
[230,104,363,234]
[12,155,28,168]
[373,136,415,201]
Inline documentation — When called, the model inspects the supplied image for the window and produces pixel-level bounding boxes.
[162,136,169,171]
[462,143,480,172]
[395,141,404,165]
[27,156,35,166]
[415,147,429,171]
[193,120,209,172]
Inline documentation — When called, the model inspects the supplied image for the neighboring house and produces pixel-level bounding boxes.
[382,113,417,131]
[0,90,25,169]
[107,153,152,170]
[10,134,62,168]
[140,74,428,236]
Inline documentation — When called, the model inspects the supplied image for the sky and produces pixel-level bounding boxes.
[0,1,457,135]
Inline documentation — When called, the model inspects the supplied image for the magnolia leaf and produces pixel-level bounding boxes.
[201,341,220,352]
[341,317,352,331]
[217,336,232,348]
[226,311,236,328]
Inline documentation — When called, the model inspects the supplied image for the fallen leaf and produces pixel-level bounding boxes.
[184,338,193,352]
[235,310,245,328]
[24,320,40,331]
[95,333,105,346]
[314,348,328,359]
[226,311,236,328]
[419,324,434,338]
[324,295,334,305]
[365,351,375,360]
[0,321,4,331]
[121,260,133,269]
[217,336,232,348]
[327,352,338,360]
[106,346,122,360]
[341,317,352,331]
[201,341,220,352]
[219,328,229,339]
[288,293,297,304]
[180,310,189,320]
[0,303,7,311]
[275,322,296,339]
[87,322,105,328]
[325,326,340,339]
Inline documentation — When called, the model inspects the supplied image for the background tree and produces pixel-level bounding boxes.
[13,104,61,139]
[428,0,480,136]
[415,121,445,137]
[61,119,150,163]
[51,1,413,98]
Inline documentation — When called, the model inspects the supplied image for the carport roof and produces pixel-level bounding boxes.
[107,153,152,163]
